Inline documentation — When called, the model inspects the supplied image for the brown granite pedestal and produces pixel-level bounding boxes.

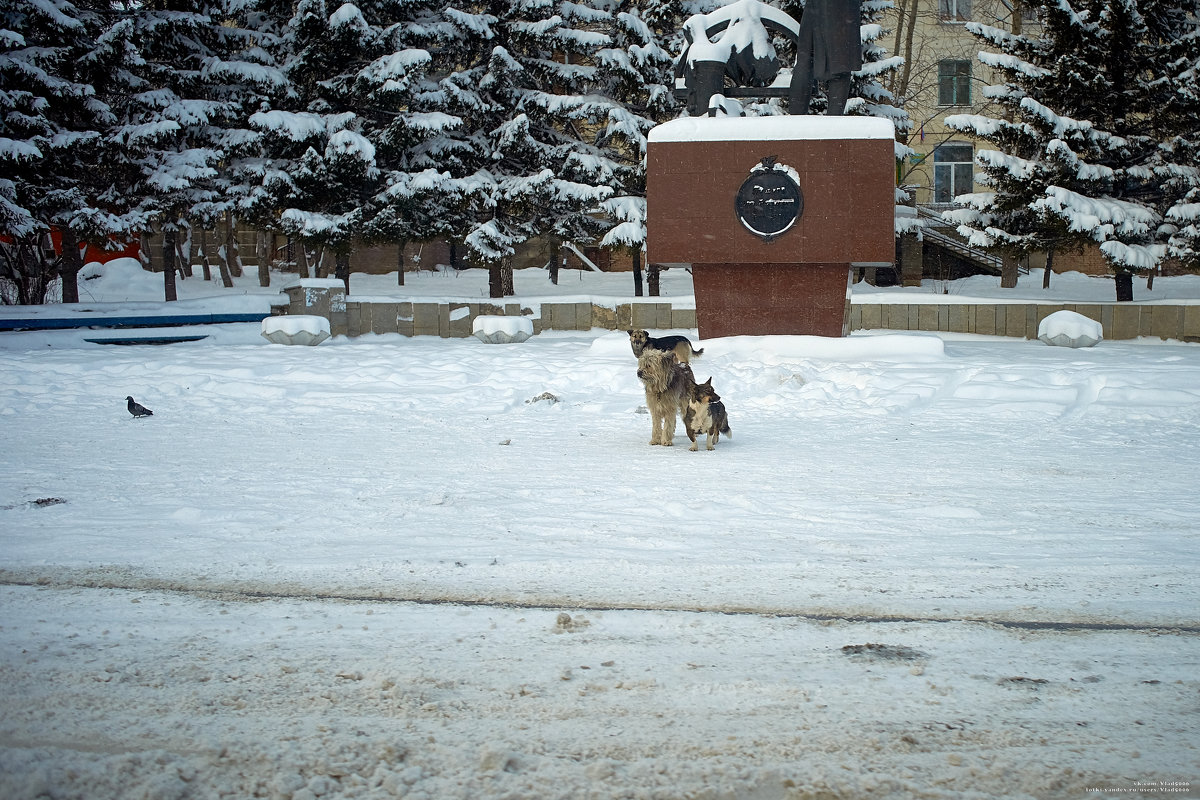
[646,116,895,339]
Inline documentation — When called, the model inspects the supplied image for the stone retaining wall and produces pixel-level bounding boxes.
[852,301,1200,342]
[281,282,1200,342]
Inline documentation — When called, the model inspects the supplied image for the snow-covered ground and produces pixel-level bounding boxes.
[1,263,1198,799]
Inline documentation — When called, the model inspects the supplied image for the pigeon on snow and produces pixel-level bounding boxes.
[126,396,153,417]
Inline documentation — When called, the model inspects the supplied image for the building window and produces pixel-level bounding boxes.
[933,143,974,203]
[938,59,971,106]
[939,0,971,22]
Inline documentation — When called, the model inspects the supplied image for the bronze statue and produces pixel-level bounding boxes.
[790,0,862,115]
[675,0,862,117]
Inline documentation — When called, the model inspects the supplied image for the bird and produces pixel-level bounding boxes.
[126,396,153,418]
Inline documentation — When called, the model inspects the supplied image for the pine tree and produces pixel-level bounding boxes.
[249,0,443,292]
[595,2,679,292]
[944,0,1200,299]
[0,0,125,304]
[94,1,284,301]
[435,0,634,297]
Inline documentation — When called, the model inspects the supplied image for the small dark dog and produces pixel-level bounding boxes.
[685,377,731,451]
[636,350,697,446]
[627,329,703,364]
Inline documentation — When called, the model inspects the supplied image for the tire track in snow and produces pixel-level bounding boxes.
[3,570,1197,635]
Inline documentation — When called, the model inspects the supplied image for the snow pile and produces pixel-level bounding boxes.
[473,315,533,343]
[261,315,331,346]
[1038,310,1103,348]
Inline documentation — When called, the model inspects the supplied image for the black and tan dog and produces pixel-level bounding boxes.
[636,349,697,446]
[685,377,732,451]
[627,329,703,364]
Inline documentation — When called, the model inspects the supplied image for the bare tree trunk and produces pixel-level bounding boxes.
[488,263,504,298]
[633,246,644,297]
[1000,251,1020,289]
[548,240,560,285]
[1043,246,1054,290]
[59,226,83,304]
[335,249,350,294]
[502,261,514,296]
[162,228,178,302]
[199,229,213,281]
[1146,266,1155,291]
[223,215,242,279]
[216,226,234,288]
[648,263,661,297]
[177,227,192,278]
[396,240,406,286]
[256,230,270,287]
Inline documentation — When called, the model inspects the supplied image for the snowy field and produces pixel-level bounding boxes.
[1,264,1199,799]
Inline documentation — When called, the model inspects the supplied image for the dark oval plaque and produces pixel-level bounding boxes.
[735,158,803,242]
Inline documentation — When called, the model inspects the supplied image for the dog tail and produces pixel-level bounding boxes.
[723,423,732,438]
[691,346,704,358]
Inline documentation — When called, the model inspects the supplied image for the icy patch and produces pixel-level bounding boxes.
[1038,311,1102,349]
[473,315,533,344]
[261,315,331,346]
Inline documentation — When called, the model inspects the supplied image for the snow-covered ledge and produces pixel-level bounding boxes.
[261,315,331,346]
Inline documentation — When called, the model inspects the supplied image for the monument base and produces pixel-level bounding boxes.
[692,262,852,339]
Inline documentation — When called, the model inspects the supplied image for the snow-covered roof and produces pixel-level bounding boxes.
[649,115,895,143]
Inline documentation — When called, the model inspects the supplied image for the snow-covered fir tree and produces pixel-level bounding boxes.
[248,0,453,292]
[0,0,126,304]
[434,0,648,297]
[592,1,677,287]
[94,0,289,300]
[944,0,1200,299]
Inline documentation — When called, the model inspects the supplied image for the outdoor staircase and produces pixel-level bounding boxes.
[916,206,1023,276]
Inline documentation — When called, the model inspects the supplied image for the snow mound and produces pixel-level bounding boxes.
[261,315,331,346]
[1038,310,1102,348]
[473,315,533,344]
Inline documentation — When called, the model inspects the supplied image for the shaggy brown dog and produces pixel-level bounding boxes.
[636,350,697,446]
[686,377,732,451]
[627,329,704,364]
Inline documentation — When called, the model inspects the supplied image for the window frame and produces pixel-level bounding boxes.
[933,142,975,204]
[938,0,972,22]
[937,59,972,106]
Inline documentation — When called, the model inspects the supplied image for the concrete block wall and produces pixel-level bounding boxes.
[284,283,1198,342]
[850,302,1200,342]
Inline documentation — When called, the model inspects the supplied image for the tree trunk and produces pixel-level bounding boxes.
[177,227,192,278]
[256,230,270,287]
[648,263,661,297]
[162,228,178,302]
[1000,251,1019,289]
[1115,271,1134,302]
[215,225,234,287]
[633,246,644,297]
[199,229,213,281]
[502,261,514,296]
[1042,246,1054,289]
[396,240,406,286]
[548,240,560,285]
[1146,266,1155,291]
[335,249,351,294]
[59,226,83,304]
[488,263,504,298]
[223,215,242,279]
